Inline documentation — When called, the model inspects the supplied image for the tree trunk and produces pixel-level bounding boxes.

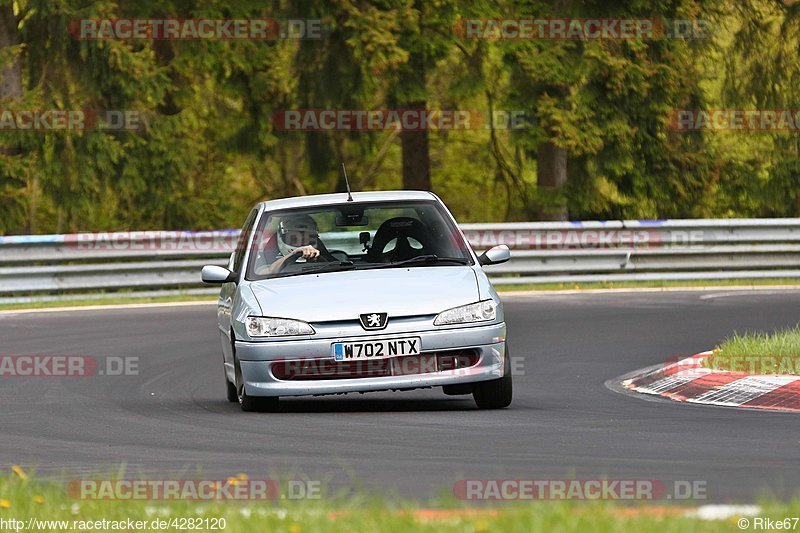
[536,141,568,220]
[0,4,21,103]
[396,42,431,191]
[400,101,431,190]
[0,3,24,232]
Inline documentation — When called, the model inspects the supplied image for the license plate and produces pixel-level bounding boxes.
[332,337,421,362]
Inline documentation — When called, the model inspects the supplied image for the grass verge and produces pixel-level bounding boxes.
[0,470,793,532]
[705,325,800,374]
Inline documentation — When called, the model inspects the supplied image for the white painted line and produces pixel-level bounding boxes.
[689,504,761,520]
[625,354,715,392]
[0,300,217,316]
[500,285,800,297]
[689,375,799,406]
[699,290,796,300]
[631,373,706,395]
[621,351,800,413]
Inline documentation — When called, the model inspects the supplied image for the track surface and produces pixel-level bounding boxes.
[2,290,799,502]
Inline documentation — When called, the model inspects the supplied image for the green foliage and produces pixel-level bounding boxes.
[0,0,797,234]
[6,470,800,533]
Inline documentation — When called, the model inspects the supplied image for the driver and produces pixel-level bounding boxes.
[278,214,322,260]
[254,214,325,275]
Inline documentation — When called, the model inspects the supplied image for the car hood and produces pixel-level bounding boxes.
[248,266,479,322]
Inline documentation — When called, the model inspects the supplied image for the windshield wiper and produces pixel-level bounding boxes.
[269,261,355,278]
[365,255,469,269]
[299,261,356,274]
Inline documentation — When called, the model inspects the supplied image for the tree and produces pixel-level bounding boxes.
[386,0,457,191]
[0,1,25,232]
[505,0,718,220]
[721,0,800,216]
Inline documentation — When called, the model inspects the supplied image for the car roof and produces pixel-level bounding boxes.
[256,190,438,211]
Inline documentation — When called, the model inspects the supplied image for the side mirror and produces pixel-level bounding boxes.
[478,245,511,266]
[359,231,371,251]
[201,265,237,284]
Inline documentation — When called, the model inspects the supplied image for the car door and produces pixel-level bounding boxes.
[219,207,259,370]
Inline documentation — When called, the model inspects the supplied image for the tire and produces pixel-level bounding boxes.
[225,333,239,402]
[442,384,473,396]
[473,344,513,409]
[240,390,279,413]
[225,370,238,403]
[234,354,279,412]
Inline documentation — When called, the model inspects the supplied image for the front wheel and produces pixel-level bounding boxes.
[225,333,238,402]
[234,355,279,412]
[225,370,238,403]
[240,390,279,413]
[473,344,513,409]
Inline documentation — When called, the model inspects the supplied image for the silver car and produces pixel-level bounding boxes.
[202,191,512,411]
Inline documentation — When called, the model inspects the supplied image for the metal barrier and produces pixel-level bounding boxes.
[1,219,799,303]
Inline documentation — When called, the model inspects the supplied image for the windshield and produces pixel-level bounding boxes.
[245,200,473,280]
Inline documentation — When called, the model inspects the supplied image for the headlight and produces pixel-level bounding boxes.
[434,300,496,326]
[245,317,315,337]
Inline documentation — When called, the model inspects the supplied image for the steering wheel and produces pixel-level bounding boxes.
[274,243,339,272]
[367,217,433,263]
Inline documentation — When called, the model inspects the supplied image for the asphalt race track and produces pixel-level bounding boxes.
[2,290,799,502]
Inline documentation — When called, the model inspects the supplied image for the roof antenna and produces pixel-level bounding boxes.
[341,162,354,202]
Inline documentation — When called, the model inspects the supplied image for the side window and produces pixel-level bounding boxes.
[232,208,259,274]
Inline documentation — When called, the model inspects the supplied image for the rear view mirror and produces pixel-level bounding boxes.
[335,213,369,226]
[201,265,237,284]
[478,245,511,266]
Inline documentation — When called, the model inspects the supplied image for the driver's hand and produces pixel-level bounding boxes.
[294,245,320,260]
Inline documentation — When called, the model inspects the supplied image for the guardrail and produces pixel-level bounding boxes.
[1,218,799,303]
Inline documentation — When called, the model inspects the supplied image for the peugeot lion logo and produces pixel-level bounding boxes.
[359,312,388,330]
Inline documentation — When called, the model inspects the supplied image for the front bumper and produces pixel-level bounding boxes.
[235,322,506,397]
